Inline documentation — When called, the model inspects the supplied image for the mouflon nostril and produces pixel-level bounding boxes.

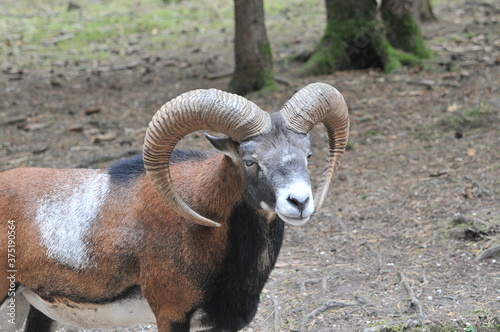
[287,194,310,212]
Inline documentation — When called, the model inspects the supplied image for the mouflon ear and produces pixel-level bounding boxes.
[204,133,241,163]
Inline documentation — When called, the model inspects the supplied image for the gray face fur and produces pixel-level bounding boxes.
[207,113,314,226]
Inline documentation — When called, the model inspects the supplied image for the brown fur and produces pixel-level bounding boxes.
[0,153,243,330]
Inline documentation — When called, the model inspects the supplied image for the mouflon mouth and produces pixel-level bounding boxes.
[277,213,311,226]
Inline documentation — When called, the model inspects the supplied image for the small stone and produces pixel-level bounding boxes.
[69,124,84,132]
[32,145,49,154]
[23,123,49,131]
[84,107,101,115]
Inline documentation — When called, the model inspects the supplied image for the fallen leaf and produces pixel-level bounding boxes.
[398,90,424,96]
[91,131,117,144]
[467,148,476,156]
[0,114,26,125]
[23,123,49,131]
[463,186,475,199]
[447,103,459,112]
[68,124,84,132]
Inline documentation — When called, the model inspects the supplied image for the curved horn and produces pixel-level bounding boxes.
[143,89,271,227]
[280,82,349,215]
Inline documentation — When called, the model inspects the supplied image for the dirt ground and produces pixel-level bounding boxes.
[1,1,499,331]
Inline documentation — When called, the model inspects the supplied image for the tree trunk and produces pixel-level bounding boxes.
[300,0,429,75]
[300,0,399,75]
[418,0,437,22]
[380,0,431,58]
[228,0,273,96]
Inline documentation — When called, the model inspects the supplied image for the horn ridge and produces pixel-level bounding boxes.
[143,88,271,227]
[280,82,350,216]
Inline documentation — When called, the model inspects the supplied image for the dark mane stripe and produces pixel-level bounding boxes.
[108,154,145,185]
[108,150,208,185]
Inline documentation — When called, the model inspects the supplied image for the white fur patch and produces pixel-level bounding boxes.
[260,201,273,212]
[20,288,155,329]
[35,171,109,270]
[190,309,214,331]
[280,152,297,164]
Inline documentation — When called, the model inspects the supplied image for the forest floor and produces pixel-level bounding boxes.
[0,0,499,331]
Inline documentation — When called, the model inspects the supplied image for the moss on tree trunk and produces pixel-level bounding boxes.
[299,6,379,75]
[300,0,429,76]
[381,0,431,59]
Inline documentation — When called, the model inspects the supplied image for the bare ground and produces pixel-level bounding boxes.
[1,1,499,331]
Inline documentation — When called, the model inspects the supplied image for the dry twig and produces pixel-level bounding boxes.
[398,272,424,318]
[273,75,291,86]
[270,290,280,331]
[430,230,441,247]
[92,61,142,73]
[300,300,359,331]
[297,276,330,293]
[332,215,348,232]
[298,279,317,293]
[475,244,500,261]
[0,114,26,125]
[363,242,383,272]
[205,70,232,80]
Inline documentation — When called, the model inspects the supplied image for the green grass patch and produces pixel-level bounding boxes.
[437,105,498,132]
[345,142,355,151]
[0,0,324,73]
[0,0,234,66]
[265,0,322,16]
[364,129,378,136]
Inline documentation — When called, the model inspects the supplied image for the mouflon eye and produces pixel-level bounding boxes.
[244,160,257,167]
